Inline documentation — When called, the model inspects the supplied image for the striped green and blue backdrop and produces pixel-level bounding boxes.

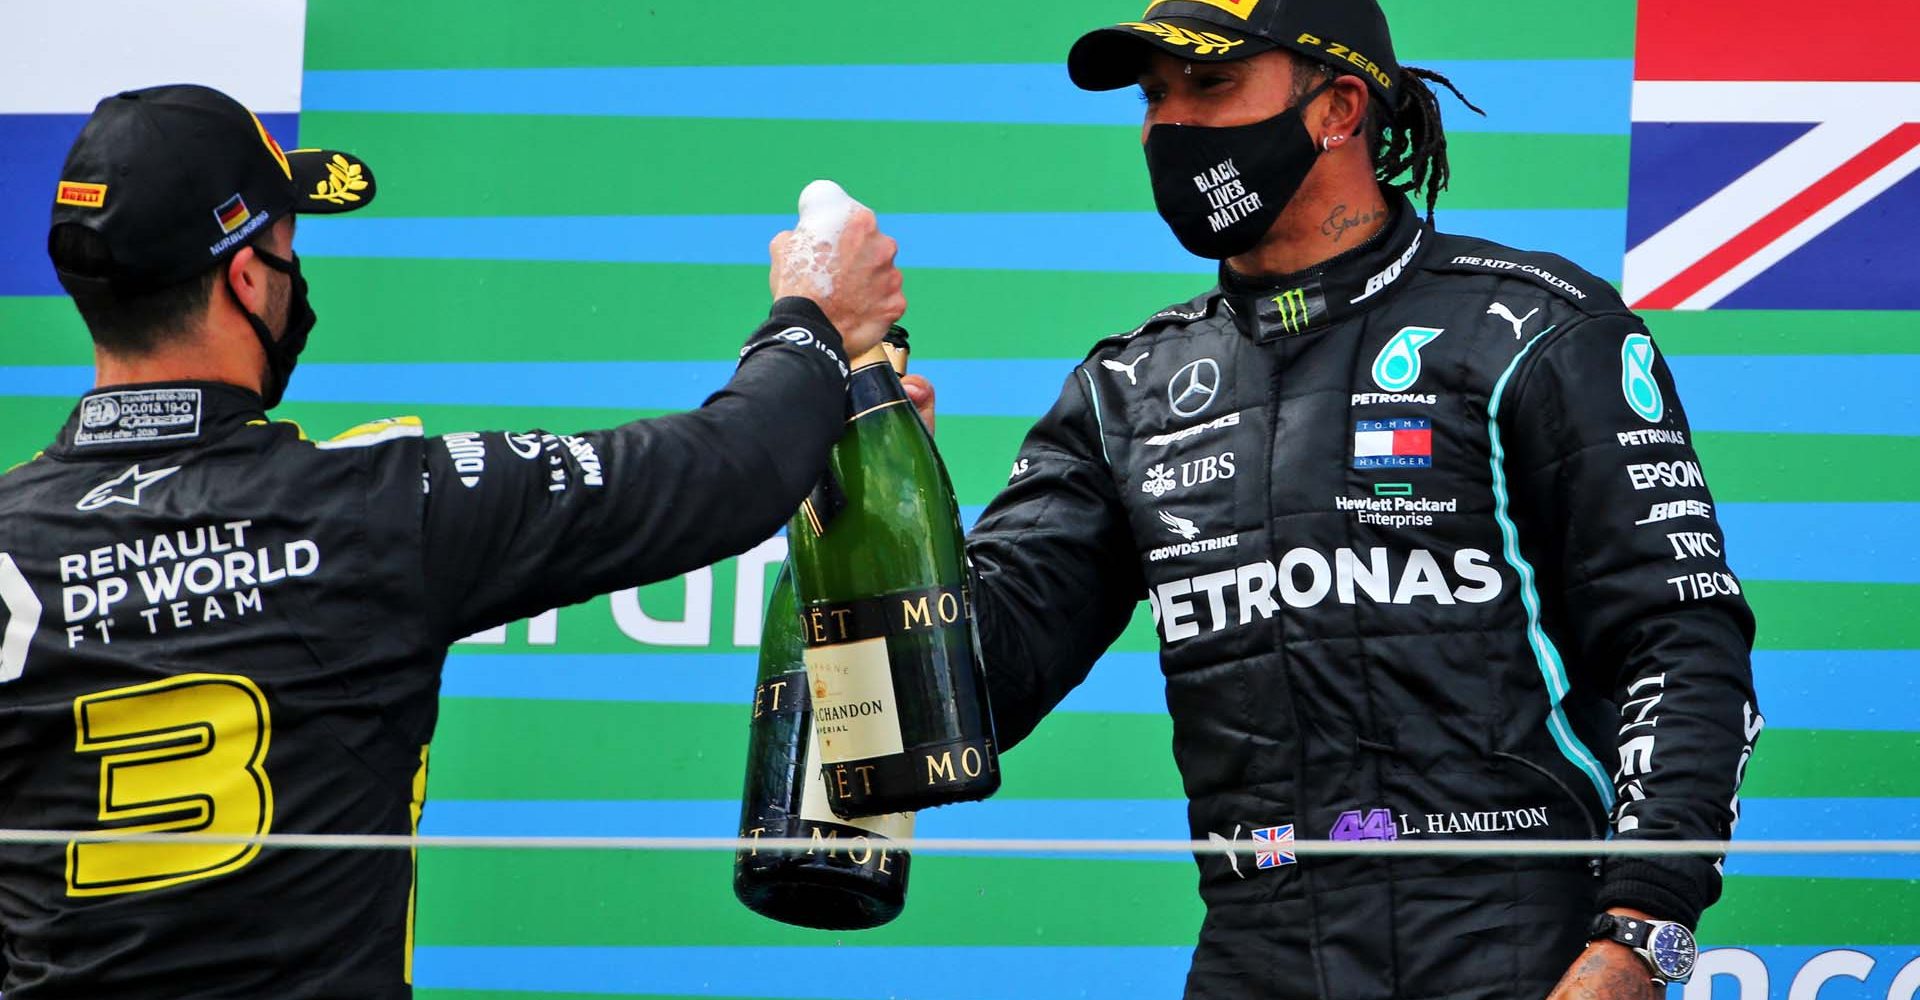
[0,2,1914,998]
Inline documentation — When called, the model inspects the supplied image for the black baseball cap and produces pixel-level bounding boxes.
[1068,0,1402,104]
[48,84,377,295]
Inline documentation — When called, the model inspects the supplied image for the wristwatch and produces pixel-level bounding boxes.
[1588,913,1697,985]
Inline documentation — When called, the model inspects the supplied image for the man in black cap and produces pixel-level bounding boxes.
[0,83,904,997]
[905,2,1761,998]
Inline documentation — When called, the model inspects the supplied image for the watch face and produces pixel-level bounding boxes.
[1649,923,1697,980]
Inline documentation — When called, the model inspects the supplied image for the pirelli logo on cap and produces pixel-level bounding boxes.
[1296,32,1393,90]
[1146,0,1259,21]
[56,181,108,209]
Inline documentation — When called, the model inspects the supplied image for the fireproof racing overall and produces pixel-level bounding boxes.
[968,199,1763,1000]
[0,300,850,999]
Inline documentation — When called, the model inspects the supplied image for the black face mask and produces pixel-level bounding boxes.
[1145,81,1332,260]
[229,247,315,409]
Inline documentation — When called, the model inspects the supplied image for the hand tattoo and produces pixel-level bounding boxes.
[1549,946,1657,1000]
[1322,204,1385,244]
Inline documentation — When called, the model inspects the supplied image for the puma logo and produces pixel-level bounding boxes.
[1488,302,1540,339]
[1101,350,1151,385]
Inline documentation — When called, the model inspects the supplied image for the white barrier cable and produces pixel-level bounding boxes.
[0,830,1914,856]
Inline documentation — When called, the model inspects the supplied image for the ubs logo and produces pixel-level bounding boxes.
[1168,358,1221,418]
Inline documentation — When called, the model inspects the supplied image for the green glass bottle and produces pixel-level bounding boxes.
[787,328,1001,818]
[733,563,913,929]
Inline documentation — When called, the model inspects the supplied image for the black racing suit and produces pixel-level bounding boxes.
[967,200,1763,1000]
[0,299,850,999]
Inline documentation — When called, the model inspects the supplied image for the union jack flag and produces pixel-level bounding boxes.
[1251,824,1296,869]
[1624,0,1920,310]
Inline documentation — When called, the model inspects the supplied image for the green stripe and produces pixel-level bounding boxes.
[300,113,1626,216]
[1746,582,1920,650]
[1647,310,1920,355]
[1701,878,1920,945]
[1697,434,1920,503]
[417,852,1202,947]
[1738,730,1920,799]
[430,698,1186,801]
[415,849,1908,946]
[7,270,1915,368]
[431,697,1908,802]
[361,579,1920,661]
[308,0,1634,70]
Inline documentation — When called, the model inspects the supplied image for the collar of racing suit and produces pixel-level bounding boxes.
[1216,193,1430,342]
[48,380,270,459]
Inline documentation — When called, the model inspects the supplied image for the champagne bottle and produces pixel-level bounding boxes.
[787,325,1001,818]
[733,563,913,929]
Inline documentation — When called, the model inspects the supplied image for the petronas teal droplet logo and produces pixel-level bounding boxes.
[1371,326,1444,393]
[1621,333,1665,423]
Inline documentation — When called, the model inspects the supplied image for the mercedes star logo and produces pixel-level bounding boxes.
[1168,358,1221,418]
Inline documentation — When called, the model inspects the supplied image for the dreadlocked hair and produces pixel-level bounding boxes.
[1292,61,1486,219]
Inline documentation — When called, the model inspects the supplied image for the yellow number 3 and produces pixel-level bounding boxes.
[68,673,274,897]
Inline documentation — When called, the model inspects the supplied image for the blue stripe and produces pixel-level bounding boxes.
[441,649,1919,733]
[0,113,300,297]
[302,60,1631,134]
[1487,330,1615,812]
[413,945,1192,999]
[8,355,1915,435]
[406,945,1920,998]
[415,797,1920,880]
[1717,504,1920,585]
[273,208,1628,281]
[441,651,1160,714]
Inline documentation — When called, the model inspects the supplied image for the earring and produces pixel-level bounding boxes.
[1184,63,1193,76]
[1321,134,1347,152]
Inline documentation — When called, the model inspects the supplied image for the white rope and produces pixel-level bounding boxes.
[0,830,1914,856]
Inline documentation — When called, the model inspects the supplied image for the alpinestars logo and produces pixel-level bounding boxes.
[76,465,180,512]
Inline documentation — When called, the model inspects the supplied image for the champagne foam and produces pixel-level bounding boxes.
[784,179,864,298]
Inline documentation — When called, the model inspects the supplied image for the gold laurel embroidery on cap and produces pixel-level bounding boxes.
[310,154,369,205]
[1121,22,1244,56]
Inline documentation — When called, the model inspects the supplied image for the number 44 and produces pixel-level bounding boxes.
[1330,808,1399,842]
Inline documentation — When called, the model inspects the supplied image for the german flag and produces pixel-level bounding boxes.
[214,194,251,234]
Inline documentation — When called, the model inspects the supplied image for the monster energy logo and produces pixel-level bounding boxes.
[1272,288,1311,332]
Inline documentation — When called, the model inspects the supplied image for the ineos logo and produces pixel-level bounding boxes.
[1168,358,1221,418]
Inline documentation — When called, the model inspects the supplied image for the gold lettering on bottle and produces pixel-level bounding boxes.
[848,835,874,866]
[745,826,766,856]
[876,849,896,874]
[832,766,853,800]
[766,679,787,713]
[854,764,878,795]
[961,745,984,778]
[828,608,853,640]
[926,750,957,785]
[804,608,829,644]
[807,825,837,857]
[937,591,961,624]
[901,596,932,630]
